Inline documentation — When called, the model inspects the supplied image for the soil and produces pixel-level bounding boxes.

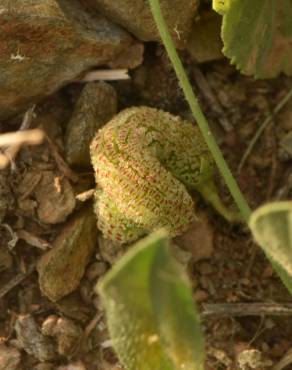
[0,38,292,370]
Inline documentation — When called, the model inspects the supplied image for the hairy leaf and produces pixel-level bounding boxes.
[249,201,292,293]
[213,0,292,78]
[97,229,205,370]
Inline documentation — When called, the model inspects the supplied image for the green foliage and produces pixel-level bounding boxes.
[97,229,205,370]
[213,0,292,78]
[249,201,292,294]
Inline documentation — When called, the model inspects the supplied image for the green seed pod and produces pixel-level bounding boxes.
[90,106,233,244]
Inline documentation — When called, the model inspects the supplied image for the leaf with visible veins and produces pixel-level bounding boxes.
[214,0,292,78]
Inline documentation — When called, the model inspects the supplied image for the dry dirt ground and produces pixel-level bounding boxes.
[0,44,292,370]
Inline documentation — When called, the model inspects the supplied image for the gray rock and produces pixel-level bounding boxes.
[65,82,117,168]
[85,0,199,48]
[0,0,139,120]
[14,315,56,362]
[37,207,97,301]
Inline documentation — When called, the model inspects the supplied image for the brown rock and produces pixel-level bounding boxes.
[17,170,75,224]
[187,11,223,63]
[42,316,82,357]
[37,207,97,301]
[174,213,214,262]
[84,0,199,48]
[0,0,138,120]
[65,82,117,168]
[0,344,21,370]
[34,171,76,224]
[14,314,56,362]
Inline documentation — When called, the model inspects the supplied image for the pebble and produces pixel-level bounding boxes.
[42,316,82,357]
[175,213,214,262]
[65,82,117,168]
[37,207,97,301]
[14,314,56,362]
[0,344,21,370]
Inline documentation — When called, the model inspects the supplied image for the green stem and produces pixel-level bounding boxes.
[148,0,251,222]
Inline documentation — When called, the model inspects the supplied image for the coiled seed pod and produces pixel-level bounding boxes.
[90,106,233,244]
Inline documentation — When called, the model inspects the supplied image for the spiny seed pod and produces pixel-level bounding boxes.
[90,106,234,244]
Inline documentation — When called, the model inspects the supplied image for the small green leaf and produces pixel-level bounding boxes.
[214,0,292,78]
[249,201,292,294]
[97,229,205,370]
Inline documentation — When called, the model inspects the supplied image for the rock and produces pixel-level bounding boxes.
[85,261,107,281]
[108,42,144,69]
[34,171,76,224]
[187,11,223,63]
[42,316,82,357]
[14,314,56,362]
[237,349,273,370]
[174,213,214,262]
[0,0,138,120]
[84,0,199,48]
[98,235,124,265]
[65,82,117,168]
[0,344,21,370]
[37,207,97,301]
[17,170,76,224]
[56,293,93,323]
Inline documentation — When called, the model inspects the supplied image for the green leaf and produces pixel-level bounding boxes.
[249,201,292,294]
[97,229,205,370]
[213,0,292,78]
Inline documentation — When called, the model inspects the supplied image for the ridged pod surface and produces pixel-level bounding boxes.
[90,107,214,244]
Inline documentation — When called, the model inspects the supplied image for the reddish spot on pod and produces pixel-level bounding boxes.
[115,233,122,241]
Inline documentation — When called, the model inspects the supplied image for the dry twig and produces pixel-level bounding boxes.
[202,302,292,318]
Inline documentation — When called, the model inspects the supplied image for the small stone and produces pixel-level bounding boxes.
[187,11,223,63]
[34,171,76,224]
[42,316,82,357]
[0,0,137,120]
[86,0,199,48]
[85,261,108,281]
[0,344,21,370]
[175,213,214,262]
[194,289,209,303]
[98,235,124,265]
[37,207,97,301]
[56,294,92,323]
[237,349,273,370]
[14,315,56,362]
[65,82,117,168]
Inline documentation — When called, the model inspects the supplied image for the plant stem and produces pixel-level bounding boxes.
[148,0,251,222]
